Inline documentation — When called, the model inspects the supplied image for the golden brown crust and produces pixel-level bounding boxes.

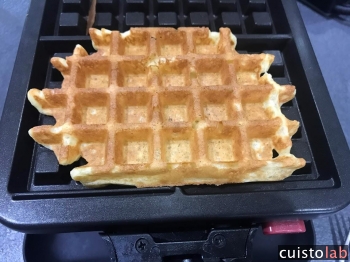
[27,27,305,188]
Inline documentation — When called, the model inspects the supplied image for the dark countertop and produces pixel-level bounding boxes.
[0,1,349,261]
[0,2,29,261]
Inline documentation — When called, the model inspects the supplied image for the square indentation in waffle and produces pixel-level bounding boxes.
[246,122,280,160]
[196,58,231,86]
[115,129,153,165]
[76,129,108,166]
[200,90,236,121]
[118,31,150,56]
[158,59,190,87]
[72,92,109,124]
[36,91,67,122]
[205,126,242,162]
[159,91,194,123]
[236,71,259,85]
[116,91,153,123]
[156,30,187,56]
[117,60,149,87]
[193,30,222,54]
[75,59,111,88]
[250,138,273,160]
[234,57,263,86]
[161,128,196,163]
[241,86,274,120]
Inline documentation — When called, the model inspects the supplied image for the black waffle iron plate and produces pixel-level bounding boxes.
[0,0,349,234]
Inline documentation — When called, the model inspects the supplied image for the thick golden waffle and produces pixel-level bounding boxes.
[28,27,305,187]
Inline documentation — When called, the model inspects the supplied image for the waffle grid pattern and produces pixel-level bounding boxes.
[28,27,305,187]
[44,0,282,36]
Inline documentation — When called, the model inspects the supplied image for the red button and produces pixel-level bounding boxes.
[263,220,306,235]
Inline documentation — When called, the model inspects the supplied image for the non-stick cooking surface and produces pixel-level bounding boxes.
[0,0,349,233]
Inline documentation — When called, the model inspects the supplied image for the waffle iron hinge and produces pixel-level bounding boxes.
[101,227,258,262]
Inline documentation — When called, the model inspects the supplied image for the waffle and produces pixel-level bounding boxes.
[27,27,305,187]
